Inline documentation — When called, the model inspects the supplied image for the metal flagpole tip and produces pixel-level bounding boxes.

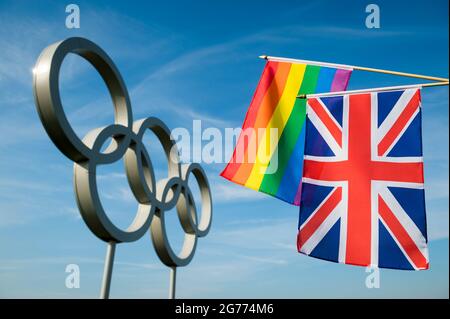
[32,36,214,296]
[259,55,268,60]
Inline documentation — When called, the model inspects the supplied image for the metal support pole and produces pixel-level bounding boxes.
[100,241,116,299]
[169,266,177,299]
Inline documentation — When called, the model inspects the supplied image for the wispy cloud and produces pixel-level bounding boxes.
[210,217,297,250]
[0,256,163,271]
[212,181,268,203]
[427,210,449,241]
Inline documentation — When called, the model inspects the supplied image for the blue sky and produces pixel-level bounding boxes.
[0,0,448,298]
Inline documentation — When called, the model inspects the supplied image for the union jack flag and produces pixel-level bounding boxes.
[297,88,429,270]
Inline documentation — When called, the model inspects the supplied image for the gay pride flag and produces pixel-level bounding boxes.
[221,60,352,205]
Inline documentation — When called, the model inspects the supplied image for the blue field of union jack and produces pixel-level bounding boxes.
[297,88,429,270]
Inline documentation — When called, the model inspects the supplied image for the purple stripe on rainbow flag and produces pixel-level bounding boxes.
[331,69,352,91]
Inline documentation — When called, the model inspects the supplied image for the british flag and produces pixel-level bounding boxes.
[297,88,429,270]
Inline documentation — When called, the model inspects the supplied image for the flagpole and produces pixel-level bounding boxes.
[259,55,449,83]
[297,81,449,99]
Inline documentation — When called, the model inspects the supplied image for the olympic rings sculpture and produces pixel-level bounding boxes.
[32,37,212,268]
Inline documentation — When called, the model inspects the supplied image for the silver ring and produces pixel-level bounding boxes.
[33,37,212,267]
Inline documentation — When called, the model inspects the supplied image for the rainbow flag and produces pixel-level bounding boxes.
[221,60,352,205]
